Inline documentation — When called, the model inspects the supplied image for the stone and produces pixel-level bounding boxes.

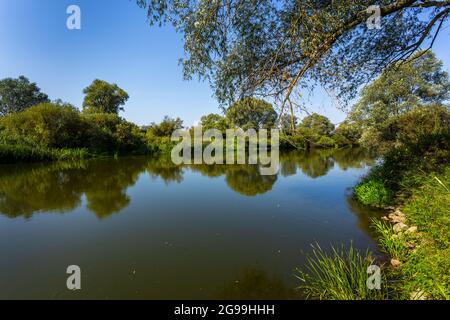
[390,259,401,268]
[393,222,408,233]
[388,212,406,223]
[381,216,389,221]
[394,209,406,217]
[405,226,418,234]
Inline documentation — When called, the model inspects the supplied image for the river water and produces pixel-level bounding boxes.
[0,148,382,299]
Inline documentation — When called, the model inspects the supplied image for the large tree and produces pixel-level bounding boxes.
[146,116,184,137]
[226,97,277,130]
[299,113,335,136]
[200,113,229,131]
[0,76,49,116]
[349,51,450,150]
[350,51,450,125]
[136,0,450,114]
[82,79,129,114]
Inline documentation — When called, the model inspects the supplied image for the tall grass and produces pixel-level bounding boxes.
[295,243,389,300]
[0,144,92,163]
[371,219,407,260]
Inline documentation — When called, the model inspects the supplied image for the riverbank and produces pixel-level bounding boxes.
[372,168,449,299]
[296,135,449,299]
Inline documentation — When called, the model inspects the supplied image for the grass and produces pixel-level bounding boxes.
[397,169,450,299]
[0,144,92,163]
[295,243,390,300]
[371,219,407,261]
[369,168,450,300]
[297,157,449,300]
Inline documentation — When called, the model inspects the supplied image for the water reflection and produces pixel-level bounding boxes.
[217,268,297,300]
[0,148,374,219]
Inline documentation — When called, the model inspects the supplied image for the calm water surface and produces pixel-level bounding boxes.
[0,148,381,299]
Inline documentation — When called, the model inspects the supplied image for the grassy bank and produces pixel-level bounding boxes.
[371,168,450,299]
[296,134,449,299]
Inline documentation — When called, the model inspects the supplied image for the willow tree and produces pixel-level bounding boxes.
[136,0,450,116]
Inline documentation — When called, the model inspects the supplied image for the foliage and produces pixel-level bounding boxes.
[0,76,49,116]
[82,79,129,114]
[0,144,90,163]
[350,52,450,151]
[200,113,228,132]
[145,116,183,137]
[334,121,362,147]
[0,102,88,149]
[354,178,393,207]
[300,113,335,136]
[295,243,389,300]
[279,113,298,133]
[136,0,449,112]
[0,103,150,162]
[226,97,277,130]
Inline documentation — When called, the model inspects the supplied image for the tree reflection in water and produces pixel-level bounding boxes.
[0,148,375,219]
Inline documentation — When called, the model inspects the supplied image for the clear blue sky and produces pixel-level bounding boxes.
[1,0,449,126]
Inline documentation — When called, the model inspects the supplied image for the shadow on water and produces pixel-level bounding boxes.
[0,148,375,219]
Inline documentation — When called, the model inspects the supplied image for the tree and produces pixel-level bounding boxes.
[82,79,129,114]
[146,116,184,137]
[350,51,449,125]
[334,121,362,146]
[279,113,298,133]
[299,113,335,137]
[0,76,49,116]
[226,97,277,130]
[136,0,450,113]
[200,113,229,131]
[349,51,450,150]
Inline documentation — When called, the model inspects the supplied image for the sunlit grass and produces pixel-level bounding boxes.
[295,243,390,300]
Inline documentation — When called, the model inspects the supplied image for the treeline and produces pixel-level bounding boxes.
[0,78,145,162]
[0,78,358,164]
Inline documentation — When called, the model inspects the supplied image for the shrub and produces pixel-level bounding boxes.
[354,178,393,207]
[0,103,87,149]
[316,135,336,148]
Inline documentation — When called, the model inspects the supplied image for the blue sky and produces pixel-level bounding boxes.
[1,0,449,126]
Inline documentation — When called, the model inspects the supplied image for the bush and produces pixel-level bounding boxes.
[316,135,336,148]
[0,103,87,149]
[0,105,151,162]
[354,178,393,207]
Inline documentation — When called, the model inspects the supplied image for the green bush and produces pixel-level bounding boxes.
[316,135,336,148]
[0,104,151,162]
[0,102,87,149]
[354,178,393,207]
